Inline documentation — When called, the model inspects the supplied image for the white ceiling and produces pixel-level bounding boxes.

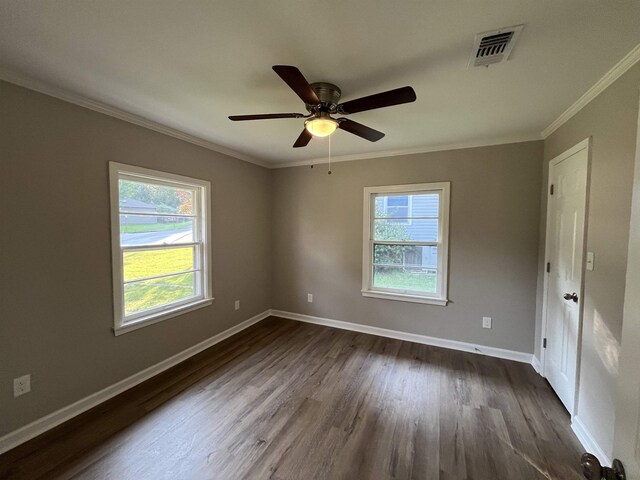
[1,1,639,166]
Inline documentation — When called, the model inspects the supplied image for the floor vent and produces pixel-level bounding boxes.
[469,25,524,67]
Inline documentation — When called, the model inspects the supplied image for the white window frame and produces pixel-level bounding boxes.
[362,182,450,306]
[109,162,213,335]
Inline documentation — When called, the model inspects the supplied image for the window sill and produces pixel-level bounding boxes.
[361,290,448,306]
[113,298,214,336]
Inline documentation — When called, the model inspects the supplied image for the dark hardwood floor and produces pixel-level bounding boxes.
[0,316,584,480]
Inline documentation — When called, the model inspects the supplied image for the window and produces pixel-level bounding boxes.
[362,182,450,306]
[109,162,212,335]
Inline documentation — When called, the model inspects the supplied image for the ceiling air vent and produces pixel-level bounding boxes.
[469,25,524,67]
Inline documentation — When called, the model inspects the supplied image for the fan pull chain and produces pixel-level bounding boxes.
[328,134,332,175]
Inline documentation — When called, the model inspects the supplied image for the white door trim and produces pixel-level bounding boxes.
[540,137,591,416]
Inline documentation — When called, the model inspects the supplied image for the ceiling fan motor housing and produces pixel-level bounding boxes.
[305,82,342,113]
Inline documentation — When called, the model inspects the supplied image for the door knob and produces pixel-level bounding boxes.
[563,292,579,303]
[581,453,626,479]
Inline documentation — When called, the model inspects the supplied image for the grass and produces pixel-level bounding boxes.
[123,247,193,281]
[124,274,194,315]
[120,220,192,234]
[123,248,195,315]
[374,269,436,293]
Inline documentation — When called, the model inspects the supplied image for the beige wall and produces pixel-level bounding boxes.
[537,63,640,458]
[0,81,273,436]
[272,141,543,353]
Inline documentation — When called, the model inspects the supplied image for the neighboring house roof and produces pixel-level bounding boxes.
[121,198,157,210]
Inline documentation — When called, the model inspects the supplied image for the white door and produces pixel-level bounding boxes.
[543,139,589,414]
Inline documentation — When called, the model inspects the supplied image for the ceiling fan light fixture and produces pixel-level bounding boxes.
[305,116,338,137]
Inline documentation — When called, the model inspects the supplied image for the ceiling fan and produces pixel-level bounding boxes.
[229,65,417,148]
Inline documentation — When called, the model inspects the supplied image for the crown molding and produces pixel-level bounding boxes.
[270,133,542,169]
[542,43,640,139]
[0,69,269,168]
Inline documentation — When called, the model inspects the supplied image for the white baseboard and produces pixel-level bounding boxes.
[0,310,271,455]
[531,356,542,374]
[572,415,612,466]
[271,309,534,364]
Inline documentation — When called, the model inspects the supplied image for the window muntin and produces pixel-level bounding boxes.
[363,183,450,305]
[110,163,212,334]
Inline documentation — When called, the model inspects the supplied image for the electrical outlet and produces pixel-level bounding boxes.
[14,374,31,397]
[482,317,492,329]
[234,300,240,311]
[307,293,313,303]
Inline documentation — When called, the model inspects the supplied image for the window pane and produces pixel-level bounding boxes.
[124,272,196,316]
[386,196,408,207]
[119,179,195,215]
[374,219,438,242]
[375,195,409,219]
[373,266,437,293]
[375,193,439,218]
[409,193,439,217]
[373,244,438,268]
[119,215,194,246]
[123,247,195,282]
[386,196,409,218]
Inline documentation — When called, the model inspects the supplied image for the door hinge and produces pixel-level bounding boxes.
[550,184,554,195]
[546,262,551,273]
[543,338,547,349]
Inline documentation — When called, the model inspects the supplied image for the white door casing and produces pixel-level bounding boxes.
[542,138,590,415]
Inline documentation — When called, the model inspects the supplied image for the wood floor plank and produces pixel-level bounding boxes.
[0,317,585,480]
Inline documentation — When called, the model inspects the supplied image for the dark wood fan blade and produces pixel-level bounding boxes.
[337,86,416,114]
[338,119,385,142]
[229,113,305,121]
[293,129,313,148]
[273,65,320,105]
